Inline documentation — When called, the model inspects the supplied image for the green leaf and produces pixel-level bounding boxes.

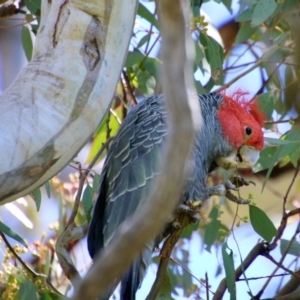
[155,272,172,300]
[137,72,156,96]
[249,205,277,242]
[92,173,101,193]
[254,146,277,173]
[181,221,199,239]
[21,26,33,61]
[194,40,204,65]
[284,65,299,113]
[18,280,38,300]
[30,188,42,211]
[262,45,292,63]
[194,80,207,94]
[235,23,257,44]
[125,50,145,69]
[39,293,52,300]
[83,185,93,222]
[265,138,293,146]
[251,0,277,27]
[39,292,61,300]
[87,108,120,163]
[236,9,252,22]
[222,243,236,300]
[142,57,159,79]
[137,33,151,49]
[204,206,220,252]
[25,0,41,15]
[256,92,274,121]
[137,2,159,29]
[45,181,51,199]
[289,148,300,168]
[263,130,300,188]
[199,34,224,85]
[0,220,27,247]
[222,0,233,14]
[280,239,300,256]
[190,0,202,16]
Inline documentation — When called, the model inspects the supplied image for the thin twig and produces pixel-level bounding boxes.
[66,137,114,227]
[270,164,300,248]
[256,221,300,298]
[205,272,210,300]
[170,257,215,295]
[265,119,294,125]
[263,253,300,279]
[236,273,290,281]
[122,70,138,106]
[215,60,262,93]
[56,137,114,283]
[276,270,300,297]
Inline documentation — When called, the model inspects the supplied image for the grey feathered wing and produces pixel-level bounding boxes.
[87,95,168,299]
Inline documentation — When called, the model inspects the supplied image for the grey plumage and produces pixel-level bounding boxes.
[87,93,234,299]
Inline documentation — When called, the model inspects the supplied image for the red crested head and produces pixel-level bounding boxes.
[217,90,265,150]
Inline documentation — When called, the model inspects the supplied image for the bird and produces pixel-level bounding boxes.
[87,91,265,299]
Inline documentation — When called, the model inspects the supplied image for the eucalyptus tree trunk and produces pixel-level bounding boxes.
[0,0,138,204]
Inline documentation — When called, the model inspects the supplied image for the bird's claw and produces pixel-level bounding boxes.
[173,202,201,227]
[224,179,239,191]
[229,175,256,187]
[225,190,251,205]
[224,175,256,205]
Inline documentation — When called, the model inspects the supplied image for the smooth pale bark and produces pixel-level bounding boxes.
[0,0,138,204]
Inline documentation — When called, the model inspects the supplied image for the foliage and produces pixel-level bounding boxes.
[0,0,300,299]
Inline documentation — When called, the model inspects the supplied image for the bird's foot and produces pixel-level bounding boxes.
[210,176,255,205]
[225,175,256,205]
[229,175,256,188]
[172,201,202,228]
[225,190,252,205]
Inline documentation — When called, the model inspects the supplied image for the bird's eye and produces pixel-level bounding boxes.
[245,126,252,135]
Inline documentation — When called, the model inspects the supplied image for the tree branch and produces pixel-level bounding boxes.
[0,0,137,204]
[72,0,200,298]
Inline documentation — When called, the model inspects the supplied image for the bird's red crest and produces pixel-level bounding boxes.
[218,90,266,150]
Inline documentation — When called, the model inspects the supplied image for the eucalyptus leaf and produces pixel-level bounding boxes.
[222,243,236,300]
[155,272,172,300]
[251,0,277,27]
[21,26,33,61]
[30,187,42,211]
[83,185,93,222]
[235,23,257,44]
[0,221,27,247]
[137,2,159,29]
[204,206,220,252]
[249,205,277,242]
[280,239,300,256]
[18,280,38,300]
